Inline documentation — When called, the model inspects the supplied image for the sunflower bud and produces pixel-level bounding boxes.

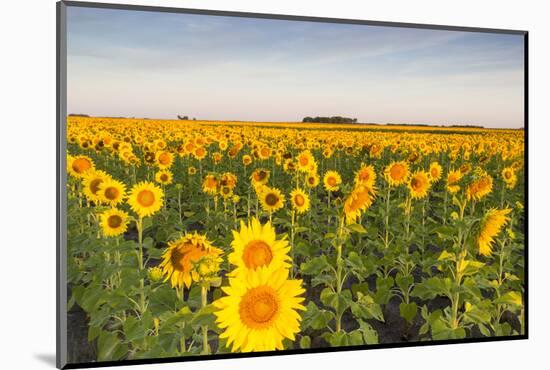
[148,267,164,282]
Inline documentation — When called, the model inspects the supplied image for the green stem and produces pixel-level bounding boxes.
[335,217,345,333]
[201,285,209,354]
[137,217,146,314]
[384,184,391,249]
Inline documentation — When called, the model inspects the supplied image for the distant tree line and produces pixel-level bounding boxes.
[68,113,90,117]
[302,116,358,124]
[177,115,196,120]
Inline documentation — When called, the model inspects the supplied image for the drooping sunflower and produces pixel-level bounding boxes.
[344,184,376,224]
[466,174,493,201]
[202,174,219,195]
[408,171,431,199]
[323,170,342,192]
[99,208,130,237]
[250,168,270,185]
[68,155,94,178]
[478,208,511,256]
[501,167,517,189]
[127,181,164,218]
[220,172,238,190]
[354,164,376,188]
[82,170,110,203]
[155,170,173,185]
[384,161,409,186]
[259,186,285,213]
[446,169,463,194]
[213,267,306,353]
[289,188,310,214]
[159,233,223,289]
[428,162,443,182]
[229,217,290,277]
[97,178,126,206]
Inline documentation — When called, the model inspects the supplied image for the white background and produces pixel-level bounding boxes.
[0,0,546,368]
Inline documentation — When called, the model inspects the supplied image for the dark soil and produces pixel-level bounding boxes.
[67,288,96,364]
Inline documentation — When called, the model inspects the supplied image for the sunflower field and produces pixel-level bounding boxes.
[66,117,525,363]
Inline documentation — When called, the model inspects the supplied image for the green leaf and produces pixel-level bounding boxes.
[351,292,384,322]
[437,250,455,261]
[190,304,217,327]
[300,255,330,275]
[495,291,523,307]
[358,319,379,344]
[97,330,128,361]
[347,252,367,274]
[395,273,414,294]
[87,325,101,342]
[160,306,193,332]
[478,323,491,337]
[123,316,146,342]
[301,301,335,330]
[347,223,367,234]
[411,277,452,300]
[294,226,309,234]
[399,302,418,324]
[323,330,364,346]
[300,336,311,349]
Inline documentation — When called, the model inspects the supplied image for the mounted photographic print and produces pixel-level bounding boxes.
[56,1,528,368]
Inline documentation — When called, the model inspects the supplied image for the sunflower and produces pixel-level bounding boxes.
[501,167,517,189]
[156,150,174,169]
[446,169,463,194]
[98,178,126,206]
[250,168,270,185]
[289,188,310,214]
[283,159,296,173]
[213,267,305,352]
[202,174,219,195]
[259,186,285,213]
[229,217,290,277]
[354,164,376,188]
[466,174,493,201]
[82,170,110,203]
[323,170,342,192]
[384,161,409,186]
[128,181,164,218]
[408,171,431,199]
[296,150,314,172]
[305,173,320,188]
[428,162,443,182]
[68,155,94,178]
[242,154,253,166]
[159,233,223,289]
[219,185,233,199]
[478,208,511,256]
[155,170,173,185]
[344,184,376,224]
[188,166,197,175]
[99,208,129,237]
[220,172,237,190]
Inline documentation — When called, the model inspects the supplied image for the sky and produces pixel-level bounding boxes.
[67,6,525,128]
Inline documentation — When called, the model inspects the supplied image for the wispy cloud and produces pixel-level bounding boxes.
[66,6,524,128]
